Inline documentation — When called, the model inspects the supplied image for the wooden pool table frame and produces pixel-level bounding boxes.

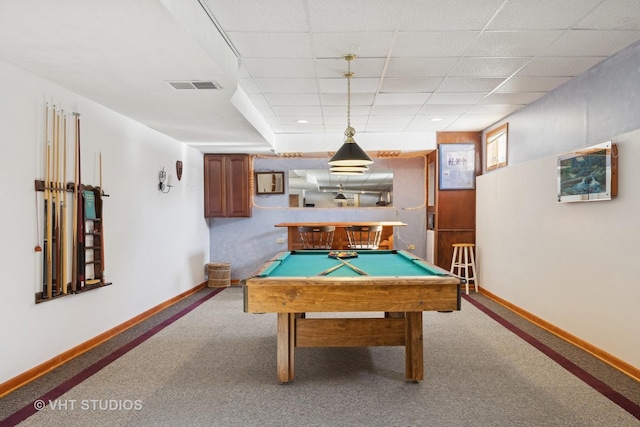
[244,250,461,383]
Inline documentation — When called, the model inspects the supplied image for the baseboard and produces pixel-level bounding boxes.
[479,287,640,382]
[0,282,206,398]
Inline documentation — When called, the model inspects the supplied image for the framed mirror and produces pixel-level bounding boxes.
[288,169,393,207]
[255,171,285,194]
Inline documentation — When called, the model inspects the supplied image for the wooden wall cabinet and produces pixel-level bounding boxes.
[204,154,251,218]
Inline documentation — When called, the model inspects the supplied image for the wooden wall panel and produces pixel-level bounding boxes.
[437,190,476,230]
[436,230,476,272]
[432,132,482,269]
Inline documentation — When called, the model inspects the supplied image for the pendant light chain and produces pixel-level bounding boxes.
[346,56,352,130]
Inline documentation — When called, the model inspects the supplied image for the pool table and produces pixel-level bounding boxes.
[244,250,461,383]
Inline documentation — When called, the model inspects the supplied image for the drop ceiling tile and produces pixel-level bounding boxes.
[371,105,423,115]
[517,56,607,76]
[319,78,380,93]
[486,0,602,30]
[241,58,316,78]
[365,116,413,132]
[446,115,503,131]
[280,124,328,133]
[278,116,325,125]
[466,30,564,56]
[323,105,373,117]
[449,57,531,77]
[308,0,403,32]
[575,0,640,30]
[410,114,460,126]
[496,76,572,92]
[400,0,505,31]
[405,114,460,132]
[385,58,458,78]
[427,92,487,104]
[374,93,431,105]
[312,33,394,58]
[437,77,505,92]
[481,92,546,104]
[272,105,323,116]
[392,32,479,57]
[379,78,442,93]
[315,57,387,79]
[226,32,313,58]
[264,93,321,106]
[324,115,369,127]
[204,0,308,31]
[254,78,318,93]
[321,93,375,106]
[545,30,640,56]
[466,104,524,115]
[419,104,474,115]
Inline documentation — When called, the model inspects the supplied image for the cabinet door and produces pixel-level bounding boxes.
[204,155,225,217]
[224,154,251,217]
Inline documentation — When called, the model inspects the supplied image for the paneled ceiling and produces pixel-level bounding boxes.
[1,0,639,155]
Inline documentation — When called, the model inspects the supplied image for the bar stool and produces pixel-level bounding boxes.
[450,243,478,295]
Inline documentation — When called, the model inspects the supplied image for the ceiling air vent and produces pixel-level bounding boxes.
[168,81,222,90]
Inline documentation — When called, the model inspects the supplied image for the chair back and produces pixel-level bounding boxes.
[346,225,382,250]
[298,226,335,249]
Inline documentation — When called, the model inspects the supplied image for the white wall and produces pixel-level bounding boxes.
[0,59,209,384]
[477,40,640,370]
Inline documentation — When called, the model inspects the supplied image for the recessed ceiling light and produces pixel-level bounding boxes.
[296,119,309,124]
[429,117,442,122]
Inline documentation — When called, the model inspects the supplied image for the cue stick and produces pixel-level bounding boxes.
[316,263,345,276]
[45,106,53,299]
[53,108,61,295]
[335,257,368,275]
[70,116,78,293]
[75,112,85,291]
[99,151,105,282]
[61,112,68,294]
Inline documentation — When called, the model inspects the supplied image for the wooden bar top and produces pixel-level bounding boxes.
[274,221,406,227]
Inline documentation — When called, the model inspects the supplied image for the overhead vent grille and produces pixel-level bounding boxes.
[168,81,222,90]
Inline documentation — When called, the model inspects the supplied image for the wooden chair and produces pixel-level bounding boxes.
[298,226,335,249]
[346,225,383,250]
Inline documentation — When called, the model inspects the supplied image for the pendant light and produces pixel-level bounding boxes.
[334,183,348,200]
[329,54,373,169]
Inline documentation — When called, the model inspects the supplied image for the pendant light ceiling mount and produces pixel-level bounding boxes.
[329,54,373,169]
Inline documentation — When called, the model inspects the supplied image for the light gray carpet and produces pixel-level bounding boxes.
[13,287,640,426]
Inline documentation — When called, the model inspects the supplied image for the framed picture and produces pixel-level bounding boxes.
[557,141,618,203]
[255,171,285,194]
[439,143,476,190]
[486,123,508,171]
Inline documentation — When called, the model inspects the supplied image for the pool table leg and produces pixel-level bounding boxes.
[277,313,296,383]
[405,311,424,382]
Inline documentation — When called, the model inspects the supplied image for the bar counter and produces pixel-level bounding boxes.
[275,221,406,250]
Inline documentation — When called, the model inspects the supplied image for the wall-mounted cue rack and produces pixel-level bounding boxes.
[34,104,112,304]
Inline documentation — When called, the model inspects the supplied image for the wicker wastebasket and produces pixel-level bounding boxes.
[207,262,231,287]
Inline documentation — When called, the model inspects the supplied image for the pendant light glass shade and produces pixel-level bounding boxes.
[334,193,348,200]
[328,55,373,168]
